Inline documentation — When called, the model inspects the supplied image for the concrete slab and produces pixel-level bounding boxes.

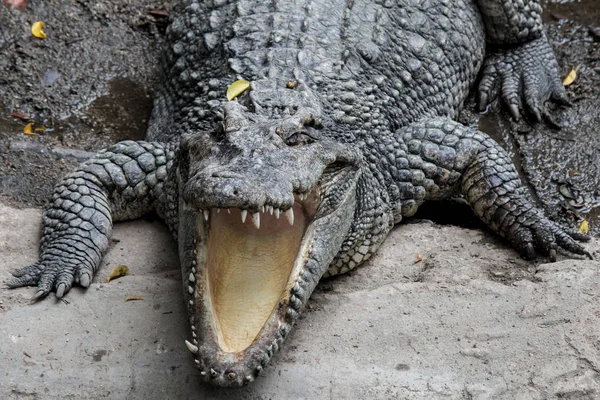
[2,203,600,399]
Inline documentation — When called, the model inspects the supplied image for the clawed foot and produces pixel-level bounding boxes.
[506,208,592,262]
[478,36,570,124]
[7,261,93,300]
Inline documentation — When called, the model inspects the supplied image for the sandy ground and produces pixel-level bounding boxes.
[2,0,600,399]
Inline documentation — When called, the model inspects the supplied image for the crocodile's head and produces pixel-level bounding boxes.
[176,100,361,387]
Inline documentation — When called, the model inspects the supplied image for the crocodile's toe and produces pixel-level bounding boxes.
[8,260,92,299]
[508,211,591,261]
[478,36,570,124]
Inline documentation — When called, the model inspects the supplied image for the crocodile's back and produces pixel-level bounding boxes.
[146,0,485,143]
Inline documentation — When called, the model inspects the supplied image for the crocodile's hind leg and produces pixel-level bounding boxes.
[7,141,177,299]
[392,118,589,261]
[475,0,570,122]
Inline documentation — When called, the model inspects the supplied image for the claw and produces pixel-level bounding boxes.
[34,290,46,300]
[526,243,536,260]
[509,104,521,121]
[80,273,90,288]
[549,246,557,262]
[540,110,563,130]
[569,231,591,242]
[584,251,593,260]
[479,93,488,111]
[56,283,66,298]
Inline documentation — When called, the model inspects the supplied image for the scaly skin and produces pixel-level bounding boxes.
[476,0,570,120]
[7,0,590,387]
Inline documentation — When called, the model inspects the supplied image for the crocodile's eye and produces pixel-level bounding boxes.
[284,127,322,147]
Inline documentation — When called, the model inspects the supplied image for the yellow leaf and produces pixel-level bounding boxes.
[31,21,47,39]
[226,79,250,101]
[125,296,143,302]
[107,265,130,282]
[34,125,46,133]
[578,218,589,235]
[415,252,423,263]
[23,122,34,135]
[563,67,577,86]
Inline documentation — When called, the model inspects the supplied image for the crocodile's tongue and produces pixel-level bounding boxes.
[206,204,308,353]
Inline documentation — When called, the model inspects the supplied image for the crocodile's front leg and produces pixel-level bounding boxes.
[7,140,177,298]
[476,0,569,121]
[378,118,589,261]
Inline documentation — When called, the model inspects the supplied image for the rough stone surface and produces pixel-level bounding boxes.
[2,203,600,399]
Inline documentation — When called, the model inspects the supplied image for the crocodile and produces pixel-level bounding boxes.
[7,0,591,388]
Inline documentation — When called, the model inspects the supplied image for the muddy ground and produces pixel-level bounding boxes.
[0,0,167,205]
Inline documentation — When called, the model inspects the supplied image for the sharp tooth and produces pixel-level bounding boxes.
[185,340,198,354]
[195,359,200,365]
[201,371,207,376]
[284,208,294,226]
[275,208,280,219]
[241,209,247,223]
[203,210,209,221]
[192,331,197,338]
[188,285,194,294]
[216,208,221,214]
[261,205,265,213]
[189,272,195,283]
[269,206,273,215]
[251,212,260,229]
[227,208,231,214]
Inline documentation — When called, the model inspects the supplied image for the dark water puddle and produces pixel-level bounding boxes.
[48,77,153,149]
[543,0,600,26]
[84,77,153,143]
[0,77,153,207]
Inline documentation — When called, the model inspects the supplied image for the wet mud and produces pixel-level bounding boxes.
[1,0,599,238]
[454,0,600,236]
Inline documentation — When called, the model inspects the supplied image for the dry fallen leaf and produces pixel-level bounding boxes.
[34,124,46,133]
[149,9,169,18]
[415,252,423,263]
[10,111,29,121]
[3,0,27,9]
[31,21,46,39]
[125,296,144,302]
[23,122,34,135]
[226,79,250,101]
[578,218,589,235]
[563,67,577,86]
[107,265,130,282]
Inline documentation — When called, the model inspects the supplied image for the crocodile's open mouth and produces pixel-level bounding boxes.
[183,185,339,386]
[203,191,319,354]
